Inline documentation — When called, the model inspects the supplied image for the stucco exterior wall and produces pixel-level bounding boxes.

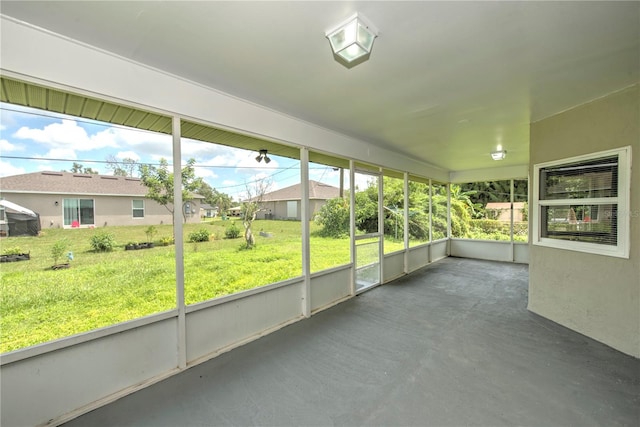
[256,199,331,221]
[0,193,201,229]
[528,85,639,357]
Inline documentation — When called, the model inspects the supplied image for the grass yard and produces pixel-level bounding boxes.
[2,219,404,353]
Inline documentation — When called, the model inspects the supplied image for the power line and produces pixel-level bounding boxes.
[0,154,314,170]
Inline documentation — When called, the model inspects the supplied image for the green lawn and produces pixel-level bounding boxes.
[0,219,525,354]
[1,219,409,353]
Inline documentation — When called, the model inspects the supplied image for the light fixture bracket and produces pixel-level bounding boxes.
[256,149,271,164]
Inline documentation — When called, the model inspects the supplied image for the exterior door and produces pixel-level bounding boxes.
[353,171,382,291]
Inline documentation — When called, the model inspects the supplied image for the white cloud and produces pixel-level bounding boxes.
[0,139,22,153]
[194,166,218,180]
[0,160,25,177]
[35,161,57,172]
[13,119,119,152]
[43,148,78,160]
[0,124,6,131]
[115,151,141,162]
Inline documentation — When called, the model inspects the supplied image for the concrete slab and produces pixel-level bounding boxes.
[64,258,639,426]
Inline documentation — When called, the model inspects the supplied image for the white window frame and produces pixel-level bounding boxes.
[532,146,631,258]
[132,199,145,219]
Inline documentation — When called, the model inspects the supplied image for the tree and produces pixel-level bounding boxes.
[450,184,480,217]
[212,192,232,217]
[241,178,271,249]
[68,162,98,174]
[139,158,204,225]
[105,155,139,177]
[195,181,232,218]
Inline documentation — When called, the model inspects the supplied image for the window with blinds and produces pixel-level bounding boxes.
[533,147,631,258]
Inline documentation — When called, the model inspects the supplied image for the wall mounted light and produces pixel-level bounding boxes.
[255,149,271,164]
[326,13,378,68]
[54,201,59,206]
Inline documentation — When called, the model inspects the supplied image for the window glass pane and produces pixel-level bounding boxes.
[542,204,616,245]
[310,159,350,273]
[540,156,618,200]
[79,199,95,225]
[356,237,380,289]
[452,181,511,241]
[180,138,302,305]
[431,183,448,240]
[354,172,379,234]
[63,198,79,226]
[408,180,430,247]
[383,175,405,254]
[534,148,629,258]
[514,179,529,242]
[0,103,175,353]
[132,199,145,218]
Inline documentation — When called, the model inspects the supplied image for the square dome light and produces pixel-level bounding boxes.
[326,13,378,67]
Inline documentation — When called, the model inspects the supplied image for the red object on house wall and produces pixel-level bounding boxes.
[71,220,79,228]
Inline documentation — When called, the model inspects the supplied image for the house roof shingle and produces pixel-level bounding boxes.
[257,180,340,202]
[0,171,149,196]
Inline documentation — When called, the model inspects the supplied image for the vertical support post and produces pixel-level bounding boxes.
[378,169,384,284]
[428,179,433,263]
[172,116,187,370]
[349,161,356,295]
[446,183,452,256]
[510,178,515,262]
[300,148,311,317]
[403,173,409,274]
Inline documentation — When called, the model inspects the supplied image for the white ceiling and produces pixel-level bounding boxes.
[1,1,638,173]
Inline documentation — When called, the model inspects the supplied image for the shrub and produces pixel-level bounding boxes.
[145,225,158,242]
[2,246,24,256]
[51,239,69,264]
[160,236,174,246]
[90,231,115,252]
[225,222,241,239]
[450,201,471,238]
[315,198,350,238]
[188,228,210,243]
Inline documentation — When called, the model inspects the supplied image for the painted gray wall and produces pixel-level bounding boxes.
[528,85,639,357]
[0,193,201,228]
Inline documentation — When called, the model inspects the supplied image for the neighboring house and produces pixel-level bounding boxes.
[0,171,203,229]
[485,202,526,222]
[227,206,242,217]
[200,203,217,218]
[252,180,341,221]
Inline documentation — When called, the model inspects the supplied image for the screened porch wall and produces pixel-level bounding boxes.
[0,16,532,427]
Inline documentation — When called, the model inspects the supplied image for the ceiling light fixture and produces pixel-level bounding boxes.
[255,149,271,164]
[326,13,378,68]
[491,149,507,161]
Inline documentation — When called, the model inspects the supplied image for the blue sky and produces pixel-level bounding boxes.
[0,103,350,201]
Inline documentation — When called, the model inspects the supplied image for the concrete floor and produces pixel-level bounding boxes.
[65,258,639,426]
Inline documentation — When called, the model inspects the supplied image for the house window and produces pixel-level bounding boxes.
[132,200,145,218]
[63,198,95,227]
[533,146,631,258]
